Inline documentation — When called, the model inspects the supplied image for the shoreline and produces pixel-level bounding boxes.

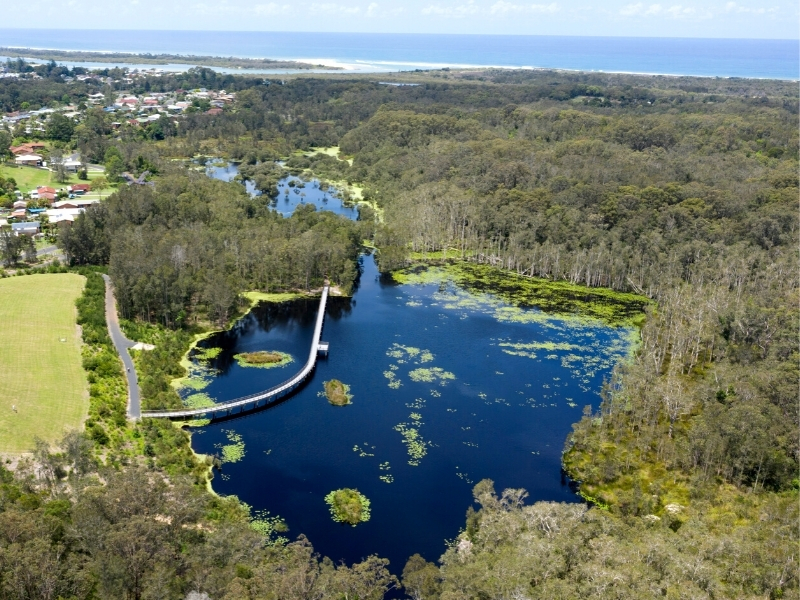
[2,45,796,81]
[0,47,340,71]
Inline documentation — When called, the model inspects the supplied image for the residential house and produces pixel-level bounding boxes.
[45,208,83,223]
[63,158,83,172]
[53,198,98,209]
[11,221,40,236]
[14,154,43,166]
[68,184,91,195]
[116,97,139,108]
[10,142,46,155]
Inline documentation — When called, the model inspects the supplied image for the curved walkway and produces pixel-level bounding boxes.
[141,285,330,420]
[102,275,141,419]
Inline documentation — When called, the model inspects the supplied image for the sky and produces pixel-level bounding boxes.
[2,0,798,38]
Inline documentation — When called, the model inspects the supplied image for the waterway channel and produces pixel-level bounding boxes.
[205,159,361,219]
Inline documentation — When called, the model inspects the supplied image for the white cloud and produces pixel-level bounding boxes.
[619,3,643,16]
[366,2,378,16]
[309,2,361,14]
[422,1,480,16]
[725,2,777,14]
[619,2,711,18]
[423,0,559,17]
[253,2,292,15]
[489,1,560,14]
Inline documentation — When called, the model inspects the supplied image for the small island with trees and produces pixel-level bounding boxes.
[323,379,352,406]
[324,488,371,526]
[234,350,293,369]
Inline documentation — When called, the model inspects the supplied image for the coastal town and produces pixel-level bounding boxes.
[1,59,237,256]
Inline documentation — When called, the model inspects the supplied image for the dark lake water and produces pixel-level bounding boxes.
[205,160,360,220]
[187,254,634,571]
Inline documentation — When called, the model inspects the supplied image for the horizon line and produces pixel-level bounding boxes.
[0,28,797,42]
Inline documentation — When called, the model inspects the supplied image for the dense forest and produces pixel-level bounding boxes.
[1,68,797,598]
[60,171,369,327]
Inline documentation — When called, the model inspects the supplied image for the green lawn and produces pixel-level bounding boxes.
[0,274,89,454]
[0,163,108,193]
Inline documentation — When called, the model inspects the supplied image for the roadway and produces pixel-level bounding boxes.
[102,274,141,419]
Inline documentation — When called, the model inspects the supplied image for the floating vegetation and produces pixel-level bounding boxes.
[353,443,375,457]
[383,370,402,389]
[387,343,435,364]
[176,371,212,392]
[324,379,352,406]
[408,367,455,385]
[393,262,649,328]
[392,263,642,387]
[234,350,293,369]
[250,509,289,546]
[324,488,371,526]
[216,430,245,464]
[463,441,479,448]
[194,346,222,362]
[406,398,426,409]
[456,470,473,484]
[378,461,393,483]
[430,390,441,398]
[184,392,215,410]
[393,422,431,466]
[181,393,215,426]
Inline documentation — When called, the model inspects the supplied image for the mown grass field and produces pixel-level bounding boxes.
[0,163,114,197]
[0,274,88,453]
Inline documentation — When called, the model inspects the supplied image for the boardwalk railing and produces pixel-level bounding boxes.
[141,286,329,420]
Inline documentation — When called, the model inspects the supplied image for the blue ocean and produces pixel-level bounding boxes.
[0,29,797,79]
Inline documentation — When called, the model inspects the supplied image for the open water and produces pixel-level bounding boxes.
[205,161,361,219]
[187,159,637,569]
[187,254,636,569]
[1,29,797,79]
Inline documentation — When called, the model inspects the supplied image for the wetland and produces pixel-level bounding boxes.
[186,253,643,568]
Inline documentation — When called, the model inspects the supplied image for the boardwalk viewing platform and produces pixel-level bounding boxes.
[141,286,330,420]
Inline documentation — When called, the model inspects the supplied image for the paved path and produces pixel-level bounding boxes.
[142,285,330,420]
[36,245,58,257]
[102,275,141,419]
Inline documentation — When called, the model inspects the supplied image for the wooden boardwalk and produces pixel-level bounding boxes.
[141,286,329,420]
